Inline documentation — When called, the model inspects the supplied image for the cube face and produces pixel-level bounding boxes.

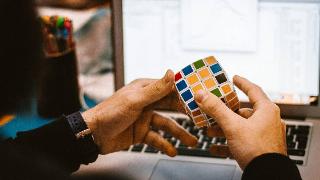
[174,56,240,128]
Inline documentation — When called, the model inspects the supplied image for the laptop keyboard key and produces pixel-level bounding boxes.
[298,142,307,149]
[177,147,212,157]
[288,149,305,156]
[131,144,144,152]
[292,160,304,165]
[287,142,296,149]
[145,146,159,153]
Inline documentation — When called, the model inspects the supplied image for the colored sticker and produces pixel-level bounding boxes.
[221,84,232,94]
[188,100,198,110]
[205,56,217,65]
[181,90,193,102]
[196,121,208,128]
[194,59,205,69]
[192,109,202,117]
[216,73,227,84]
[220,98,226,103]
[199,68,210,79]
[175,72,182,81]
[176,80,187,91]
[210,63,222,74]
[186,74,199,85]
[226,92,236,101]
[204,78,216,89]
[182,65,193,76]
[192,84,204,93]
[211,88,222,97]
[194,115,206,123]
[228,96,239,107]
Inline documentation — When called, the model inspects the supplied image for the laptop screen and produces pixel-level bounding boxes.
[122,0,320,105]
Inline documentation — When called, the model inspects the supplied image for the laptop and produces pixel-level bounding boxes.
[76,0,320,179]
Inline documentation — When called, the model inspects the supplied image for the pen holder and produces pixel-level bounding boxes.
[37,48,81,118]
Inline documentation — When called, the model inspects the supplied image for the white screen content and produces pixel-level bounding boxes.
[123,0,320,103]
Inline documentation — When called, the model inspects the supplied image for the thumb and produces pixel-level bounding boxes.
[195,90,240,131]
[138,70,174,106]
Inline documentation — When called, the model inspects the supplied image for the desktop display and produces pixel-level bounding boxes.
[123,0,320,105]
[174,56,240,128]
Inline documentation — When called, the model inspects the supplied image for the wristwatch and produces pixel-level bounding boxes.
[66,111,99,164]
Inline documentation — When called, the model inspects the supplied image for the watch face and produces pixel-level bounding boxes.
[174,56,240,128]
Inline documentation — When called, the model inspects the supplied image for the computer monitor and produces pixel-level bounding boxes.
[112,0,320,118]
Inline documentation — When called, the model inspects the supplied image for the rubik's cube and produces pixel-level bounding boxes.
[174,56,240,128]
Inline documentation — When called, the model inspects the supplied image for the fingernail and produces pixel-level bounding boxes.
[195,90,208,103]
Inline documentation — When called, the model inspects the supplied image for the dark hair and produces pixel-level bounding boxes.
[0,0,42,116]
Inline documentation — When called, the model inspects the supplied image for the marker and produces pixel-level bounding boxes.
[56,16,64,28]
[48,34,59,53]
[41,16,50,25]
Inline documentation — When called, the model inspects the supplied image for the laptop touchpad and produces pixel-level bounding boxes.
[150,159,237,180]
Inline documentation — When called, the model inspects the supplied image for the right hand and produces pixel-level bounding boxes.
[194,75,287,169]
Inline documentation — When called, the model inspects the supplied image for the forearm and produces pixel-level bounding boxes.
[4,115,98,173]
[242,153,302,180]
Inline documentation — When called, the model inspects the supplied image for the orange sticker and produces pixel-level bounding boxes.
[194,115,206,123]
[226,92,236,101]
[192,83,204,93]
[204,78,216,89]
[205,56,217,65]
[196,121,208,128]
[198,68,210,79]
[186,74,199,85]
[192,110,202,117]
[221,84,232,94]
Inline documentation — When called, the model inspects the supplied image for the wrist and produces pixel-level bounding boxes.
[82,108,97,133]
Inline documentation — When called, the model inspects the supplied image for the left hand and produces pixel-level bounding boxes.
[82,70,197,156]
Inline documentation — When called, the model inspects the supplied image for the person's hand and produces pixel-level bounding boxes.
[82,70,197,156]
[194,75,287,169]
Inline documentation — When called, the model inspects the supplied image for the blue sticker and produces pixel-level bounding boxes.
[176,80,187,91]
[182,65,193,76]
[188,100,198,110]
[210,63,222,74]
[181,90,193,102]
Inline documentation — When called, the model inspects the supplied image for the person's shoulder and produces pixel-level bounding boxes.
[242,153,302,180]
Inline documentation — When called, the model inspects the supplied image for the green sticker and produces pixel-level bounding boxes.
[211,88,222,97]
[193,59,205,69]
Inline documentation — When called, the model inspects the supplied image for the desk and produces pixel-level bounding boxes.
[0,95,97,138]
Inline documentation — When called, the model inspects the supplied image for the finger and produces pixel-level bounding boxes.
[144,131,177,157]
[151,112,198,147]
[137,70,175,106]
[148,92,186,113]
[207,124,225,137]
[195,90,240,131]
[128,79,156,88]
[238,108,254,118]
[233,75,270,109]
[281,120,287,155]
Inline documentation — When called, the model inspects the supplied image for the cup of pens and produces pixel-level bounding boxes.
[37,16,81,118]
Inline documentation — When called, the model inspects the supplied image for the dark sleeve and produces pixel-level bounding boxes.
[242,153,302,180]
[1,116,99,174]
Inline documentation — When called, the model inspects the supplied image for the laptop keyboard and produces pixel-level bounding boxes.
[128,116,312,166]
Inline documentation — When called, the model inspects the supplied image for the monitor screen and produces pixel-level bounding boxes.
[122,0,320,104]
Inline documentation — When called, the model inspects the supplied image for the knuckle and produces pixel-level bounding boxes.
[252,84,262,92]
[272,104,281,114]
[130,79,141,84]
[153,83,163,93]
[125,93,138,104]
